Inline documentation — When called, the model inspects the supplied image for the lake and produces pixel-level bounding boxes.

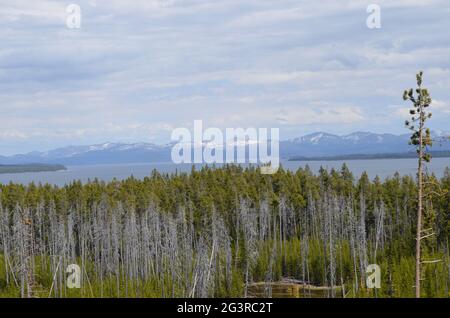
[0,158,449,186]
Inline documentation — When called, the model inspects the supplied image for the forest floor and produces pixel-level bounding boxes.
[247,278,343,298]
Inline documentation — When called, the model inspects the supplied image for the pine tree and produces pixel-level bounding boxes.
[403,71,433,298]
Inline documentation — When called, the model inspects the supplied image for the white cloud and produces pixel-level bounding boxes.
[433,100,450,114]
[0,0,450,154]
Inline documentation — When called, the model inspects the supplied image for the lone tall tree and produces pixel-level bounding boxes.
[403,71,433,298]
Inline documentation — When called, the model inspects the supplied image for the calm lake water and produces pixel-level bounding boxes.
[0,158,449,187]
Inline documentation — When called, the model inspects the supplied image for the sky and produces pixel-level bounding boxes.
[0,0,449,155]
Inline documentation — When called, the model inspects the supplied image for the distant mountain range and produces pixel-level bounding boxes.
[280,131,450,158]
[1,131,449,165]
[0,142,172,165]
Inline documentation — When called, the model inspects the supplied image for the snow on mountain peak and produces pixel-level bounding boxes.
[343,132,378,142]
[299,132,339,144]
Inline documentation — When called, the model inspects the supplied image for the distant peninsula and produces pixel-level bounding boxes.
[289,151,450,161]
[0,163,67,174]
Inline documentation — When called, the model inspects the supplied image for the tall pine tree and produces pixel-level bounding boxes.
[403,71,433,298]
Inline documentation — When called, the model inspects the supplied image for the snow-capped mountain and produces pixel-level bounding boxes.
[282,131,449,158]
[0,142,173,165]
[291,132,341,145]
[0,132,449,165]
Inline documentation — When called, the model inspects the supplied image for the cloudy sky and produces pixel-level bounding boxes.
[1,0,449,155]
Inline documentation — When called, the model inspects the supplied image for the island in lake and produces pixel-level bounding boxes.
[0,163,67,174]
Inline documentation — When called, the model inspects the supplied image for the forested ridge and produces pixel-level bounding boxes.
[0,164,449,298]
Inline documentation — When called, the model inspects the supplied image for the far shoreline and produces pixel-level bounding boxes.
[289,151,450,162]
